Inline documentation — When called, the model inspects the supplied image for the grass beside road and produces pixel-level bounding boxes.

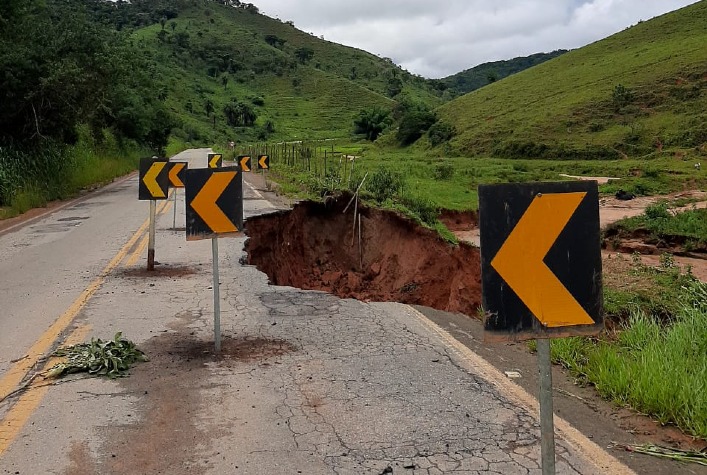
[554,255,707,439]
[242,140,706,212]
[0,131,145,220]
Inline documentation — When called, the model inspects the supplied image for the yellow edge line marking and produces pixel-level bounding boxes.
[404,306,636,475]
[0,198,169,404]
[0,324,92,455]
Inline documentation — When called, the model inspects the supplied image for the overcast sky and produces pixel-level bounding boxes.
[253,0,699,78]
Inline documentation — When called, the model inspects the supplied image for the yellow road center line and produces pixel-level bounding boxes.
[0,199,170,404]
[125,234,150,267]
[0,324,92,455]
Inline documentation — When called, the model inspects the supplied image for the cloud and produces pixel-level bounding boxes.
[254,0,698,78]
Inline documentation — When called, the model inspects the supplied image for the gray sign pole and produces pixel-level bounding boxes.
[147,200,157,271]
[172,188,177,229]
[537,338,556,474]
[212,237,221,352]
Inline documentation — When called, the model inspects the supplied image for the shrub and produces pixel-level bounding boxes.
[400,193,438,226]
[433,162,454,180]
[353,107,391,141]
[428,122,456,146]
[365,168,404,203]
[612,84,635,111]
[397,108,436,146]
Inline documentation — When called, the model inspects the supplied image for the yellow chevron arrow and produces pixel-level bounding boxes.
[240,156,251,172]
[209,154,222,168]
[190,171,238,233]
[143,162,167,198]
[169,163,186,188]
[491,192,594,327]
[258,155,269,169]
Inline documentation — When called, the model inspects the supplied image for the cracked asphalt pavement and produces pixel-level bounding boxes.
[0,149,632,474]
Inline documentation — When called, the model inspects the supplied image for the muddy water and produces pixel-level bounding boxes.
[244,197,483,317]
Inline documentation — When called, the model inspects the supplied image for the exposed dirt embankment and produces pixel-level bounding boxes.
[245,196,482,317]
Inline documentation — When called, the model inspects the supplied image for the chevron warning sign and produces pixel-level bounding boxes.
[168,161,187,188]
[208,153,223,169]
[257,155,269,170]
[139,157,169,200]
[238,155,252,172]
[479,181,603,342]
[185,167,243,241]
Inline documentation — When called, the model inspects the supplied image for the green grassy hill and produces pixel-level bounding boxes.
[437,1,707,160]
[112,0,444,146]
[441,50,567,97]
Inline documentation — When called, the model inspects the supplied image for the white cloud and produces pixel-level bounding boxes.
[253,0,698,78]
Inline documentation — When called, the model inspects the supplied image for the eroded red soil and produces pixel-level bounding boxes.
[245,195,482,317]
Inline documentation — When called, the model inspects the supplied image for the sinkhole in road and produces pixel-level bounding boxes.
[244,195,483,317]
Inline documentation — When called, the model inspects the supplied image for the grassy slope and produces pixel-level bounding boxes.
[438,1,707,158]
[133,3,441,145]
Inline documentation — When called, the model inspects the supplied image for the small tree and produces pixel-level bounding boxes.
[353,107,391,141]
[397,107,436,146]
[612,84,635,111]
[223,100,257,127]
[205,99,214,118]
[294,47,314,64]
[386,76,403,97]
[264,34,286,49]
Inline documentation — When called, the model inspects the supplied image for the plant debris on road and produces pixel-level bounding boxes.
[46,332,148,379]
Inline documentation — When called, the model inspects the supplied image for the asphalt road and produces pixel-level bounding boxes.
[0,149,634,474]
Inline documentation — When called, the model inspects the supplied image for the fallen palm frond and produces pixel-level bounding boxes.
[46,332,148,379]
[611,442,707,466]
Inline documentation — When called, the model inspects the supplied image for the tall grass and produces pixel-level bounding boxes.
[551,279,707,438]
[0,129,144,219]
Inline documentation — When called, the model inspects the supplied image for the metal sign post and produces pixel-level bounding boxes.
[212,237,221,352]
[537,338,556,475]
[148,200,157,271]
[172,189,177,229]
[139,157,170,271]
[185,166,243,352]
[167,161,188,231]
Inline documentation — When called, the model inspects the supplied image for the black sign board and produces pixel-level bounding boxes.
[479,181,603,341]
[138,157,169,200]
[185,167,243,241]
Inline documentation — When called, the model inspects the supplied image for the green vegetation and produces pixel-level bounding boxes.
[438,2,707,160]
[0,0,169,215]
[47,332,148,379]
[94,0,444,146]
[552,261,707,438]
[606,203,707,251]
[442,50,567,97]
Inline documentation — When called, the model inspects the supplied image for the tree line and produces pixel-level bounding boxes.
[0,0,176,151]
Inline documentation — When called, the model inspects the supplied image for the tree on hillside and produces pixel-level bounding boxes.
[0,0,172,148]
[223,100,257,127]
[294,47,314,65]
[205,99,214,117]
[386,76,403,97]
[397,104,437,146]
[353,107,392,141]
[264,34,286,49]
